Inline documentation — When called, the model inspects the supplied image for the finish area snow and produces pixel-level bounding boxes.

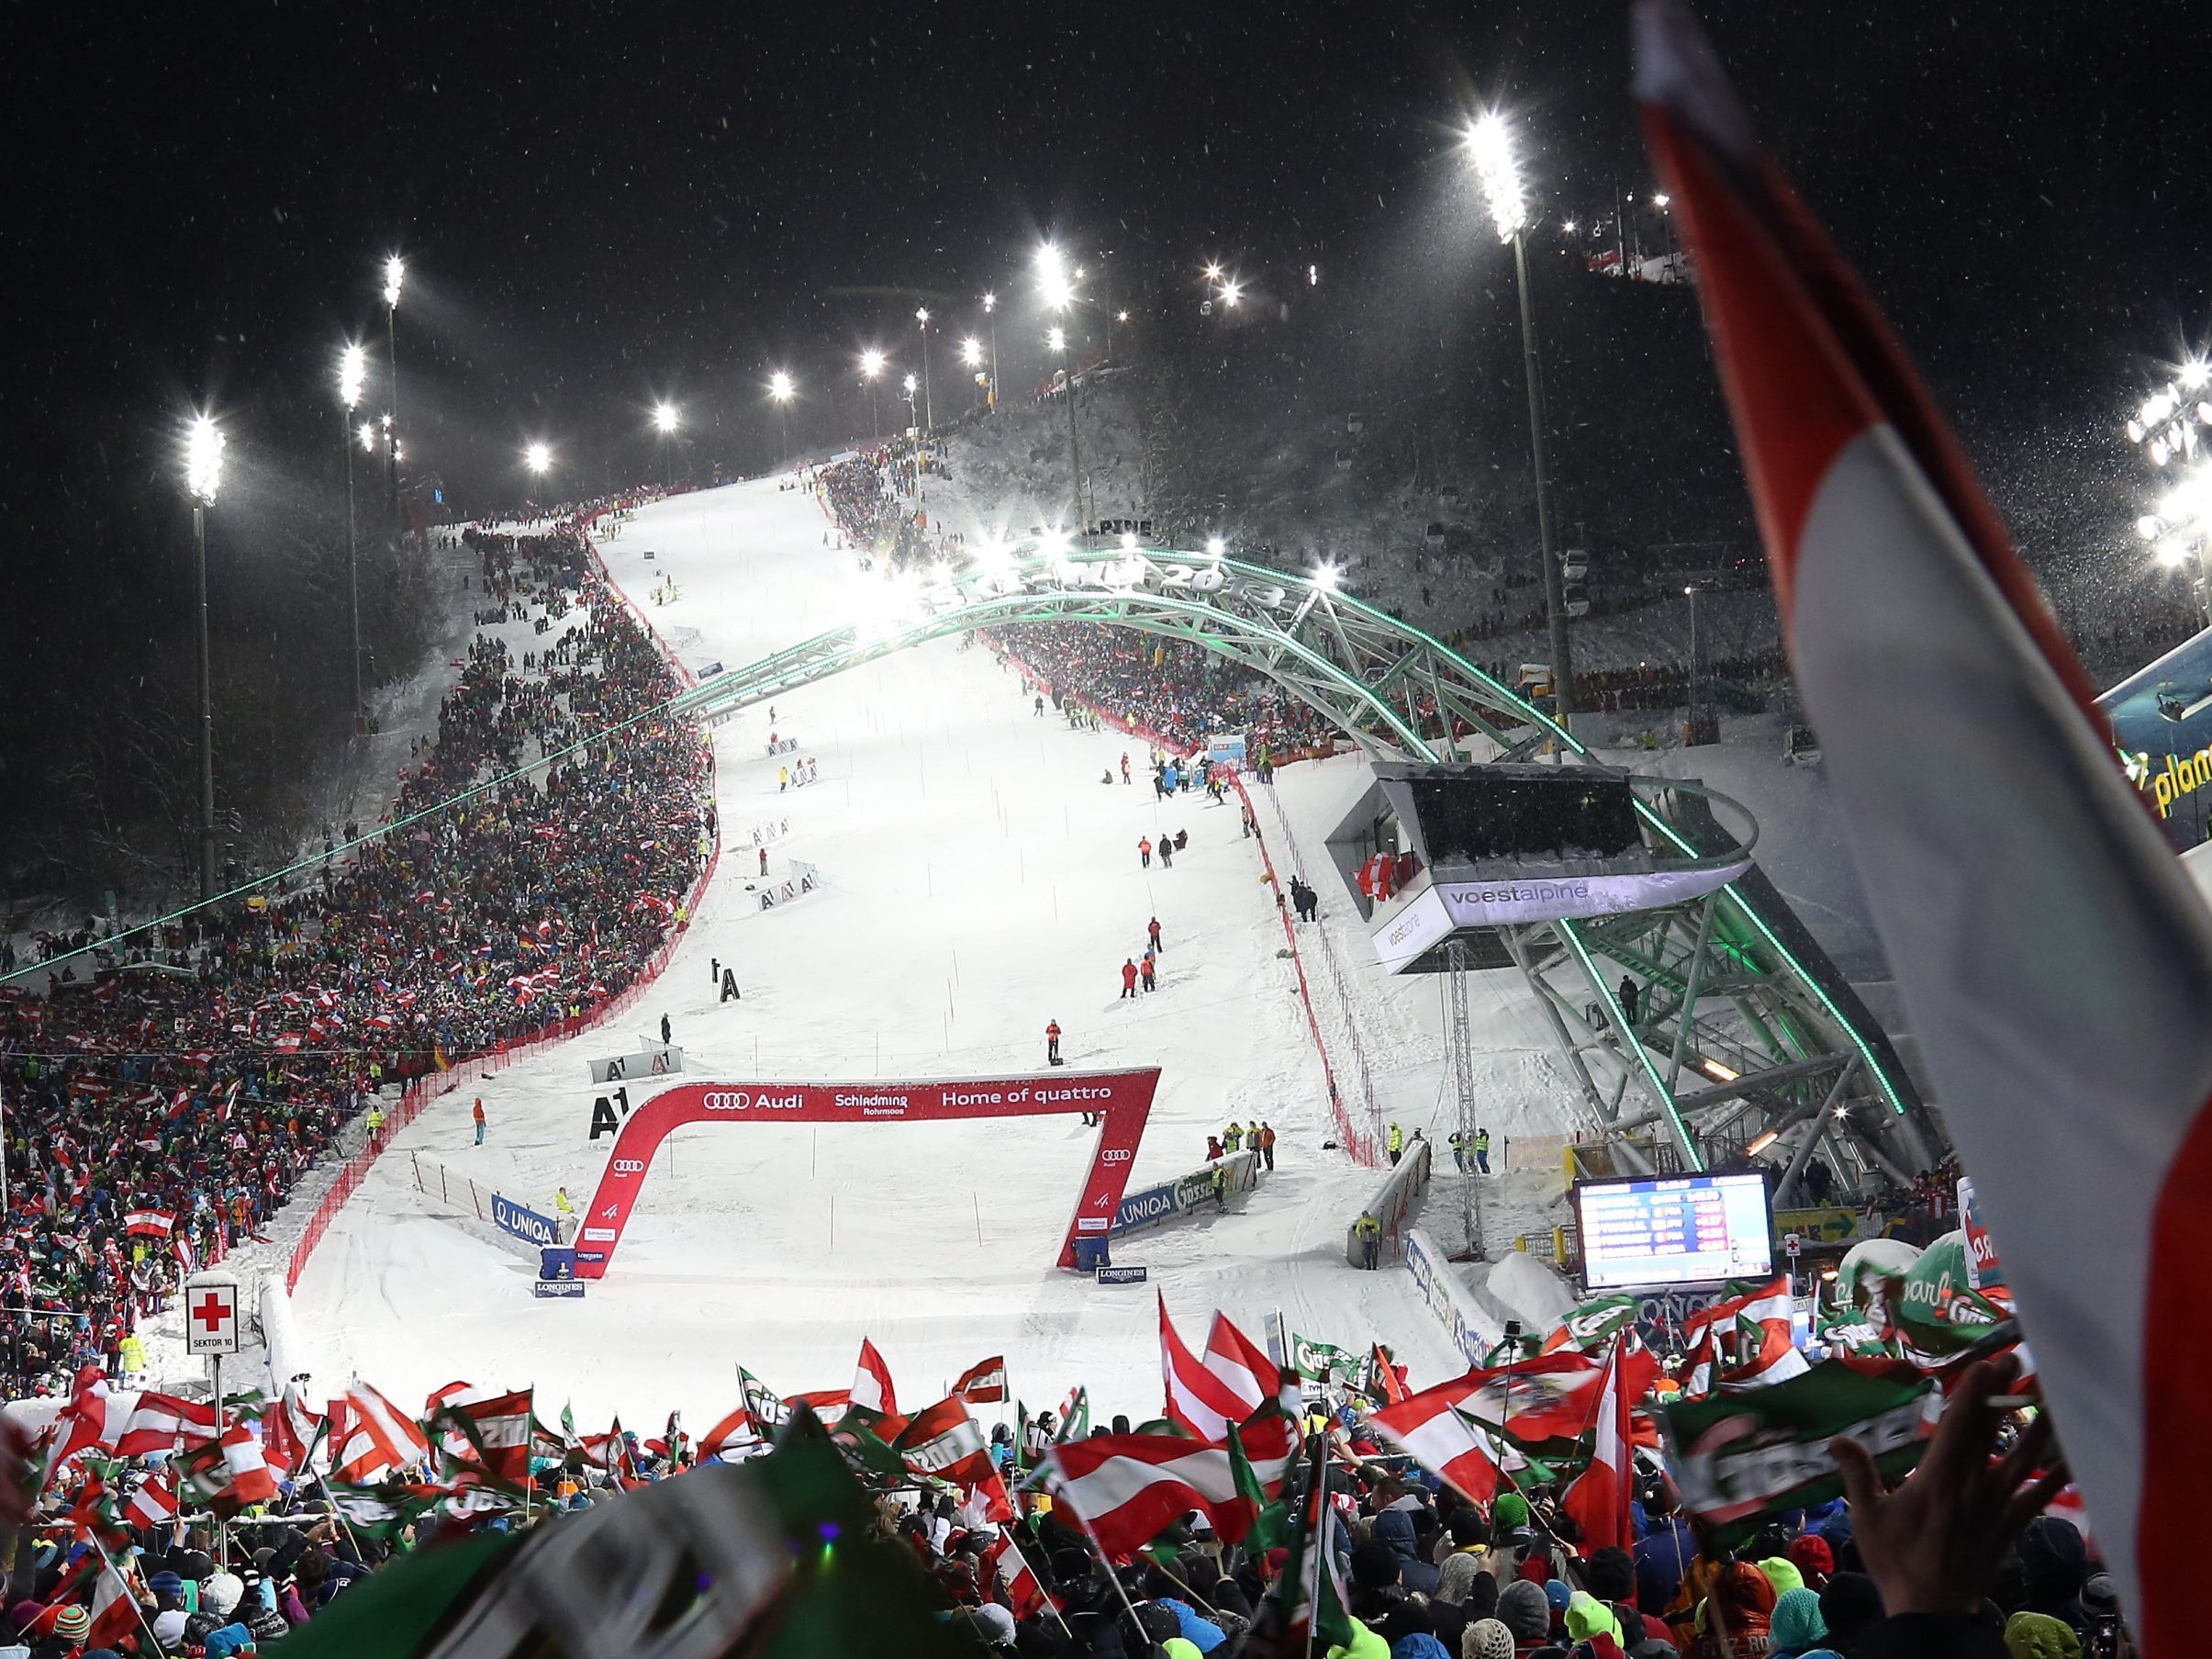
[278,476,1531,1425]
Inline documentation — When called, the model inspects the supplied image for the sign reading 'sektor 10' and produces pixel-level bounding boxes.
[572,1071,1161,1278]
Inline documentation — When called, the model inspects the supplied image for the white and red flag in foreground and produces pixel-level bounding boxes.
[1560,1335,1633,1553]
[334,1382,432,1483]
[851,1340,899,1418]
[1682,1275,1809,1387]
[1637,2,2212,1641]
[1369,1373,1506,1505]
[1045,1407,1296,1560]
[1157,1295,1282,1440]
[987,1529,1056,1620]
[952,1356,1009,1405]
[893,1396,999,1490]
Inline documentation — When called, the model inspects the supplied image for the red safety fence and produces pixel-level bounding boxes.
[285,511,721,1291]
[989,643,1379,1167]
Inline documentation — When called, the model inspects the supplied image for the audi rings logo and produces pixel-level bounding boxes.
[610,1160,646,1175]
[1100,1149,1134,1163]
[702,1090,804,1111]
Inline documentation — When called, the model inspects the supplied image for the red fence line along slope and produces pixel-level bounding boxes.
[286,510,722,1291]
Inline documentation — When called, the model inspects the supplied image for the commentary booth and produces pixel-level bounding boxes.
[1326,762,1758,974]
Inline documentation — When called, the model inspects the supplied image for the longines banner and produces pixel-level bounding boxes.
[1370,862,1753,972]
[572,1070,1161,1279]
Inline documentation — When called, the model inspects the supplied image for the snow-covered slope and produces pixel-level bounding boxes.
[276,474,1510,1426]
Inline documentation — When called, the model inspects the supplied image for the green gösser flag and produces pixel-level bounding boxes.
[1659,1359,1933,1547]
[1290,1333,1371,1390]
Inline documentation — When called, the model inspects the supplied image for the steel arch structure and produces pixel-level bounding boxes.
[676,545,1938,1187]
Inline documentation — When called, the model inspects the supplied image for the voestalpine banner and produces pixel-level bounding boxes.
[1371,864,1753,971]
[575,1071,1160,1279]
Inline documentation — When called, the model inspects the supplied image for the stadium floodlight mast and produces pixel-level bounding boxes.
[184,414,226,900]
[768,370,796,463]
[653,402,679,489]
[980,291,1000,409]
[860,348,887,442]
[1046,322,1089,530]
[959,336,984,410]
[2124,361,2212,620]
[337,344,369,727]
[1468,108,1575,742]
[914,308,934,431]
[380,255,405,521]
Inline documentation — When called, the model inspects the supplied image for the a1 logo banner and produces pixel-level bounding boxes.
[1659,1360,1933,1547]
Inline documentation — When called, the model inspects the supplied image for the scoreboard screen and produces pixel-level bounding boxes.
[1573,1172,1772,1290]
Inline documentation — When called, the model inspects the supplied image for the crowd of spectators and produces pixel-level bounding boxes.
[0,1344,2110,1658]
[0,514,711,1405]
[988,623,1338,761]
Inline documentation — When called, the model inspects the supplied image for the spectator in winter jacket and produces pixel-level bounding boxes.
[1121,959,1140,999]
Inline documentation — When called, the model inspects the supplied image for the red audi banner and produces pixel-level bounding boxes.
[570,1069,1161,1278]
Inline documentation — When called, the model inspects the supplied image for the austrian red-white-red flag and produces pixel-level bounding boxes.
[851,1340,899,1418]
[1368,1373,1505,1505]
[1045,1407,1297,1560]
[334,1382,431,1483]
[125,1474,178,1530]
[893,1396,998,1489]
[1636,3,2212,1641]
[218,1424,278,1509]
[115,1393,218,1458]
[450,1388,532,1481]
[1560,1335,1633,1553]
[260,1384,322,1475]
[1683,1275,1809,1386]
[987,1529,1056,1620]
[698,1404,764,1461]
[952,1356,1010,1405]
[1157,1295,1280,1440]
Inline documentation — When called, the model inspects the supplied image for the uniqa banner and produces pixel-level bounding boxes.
[574,1071,1160,1279]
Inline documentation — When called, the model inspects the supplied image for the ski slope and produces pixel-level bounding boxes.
[281,474,1571,1428]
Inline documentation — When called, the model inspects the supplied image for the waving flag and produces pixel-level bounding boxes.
[851,1340,899,1418]
[1157,1296,1283,1440]
[1045,1407,1296,1559]
[700,1404,764,1461]
[986,1529,1055,1620]
[1683,1274,1810,1387]
[125,1474,177,1528]
[951,1356,1009,1405]
[335,1382,432,1483]
[116,1393,218,1457]
[1561,1335,1634,1553]
[892,1396,997,1489]
[1635,2,2212,1639]
[1369,1373,1505,1505]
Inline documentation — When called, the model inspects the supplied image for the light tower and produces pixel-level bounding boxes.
[337,344,368,726]
[1468,110,1575,739]
[184,414,226,900]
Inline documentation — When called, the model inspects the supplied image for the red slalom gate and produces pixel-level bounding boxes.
[571,1068,1161,1276]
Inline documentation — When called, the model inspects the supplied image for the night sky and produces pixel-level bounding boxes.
[5,0,2207,544]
